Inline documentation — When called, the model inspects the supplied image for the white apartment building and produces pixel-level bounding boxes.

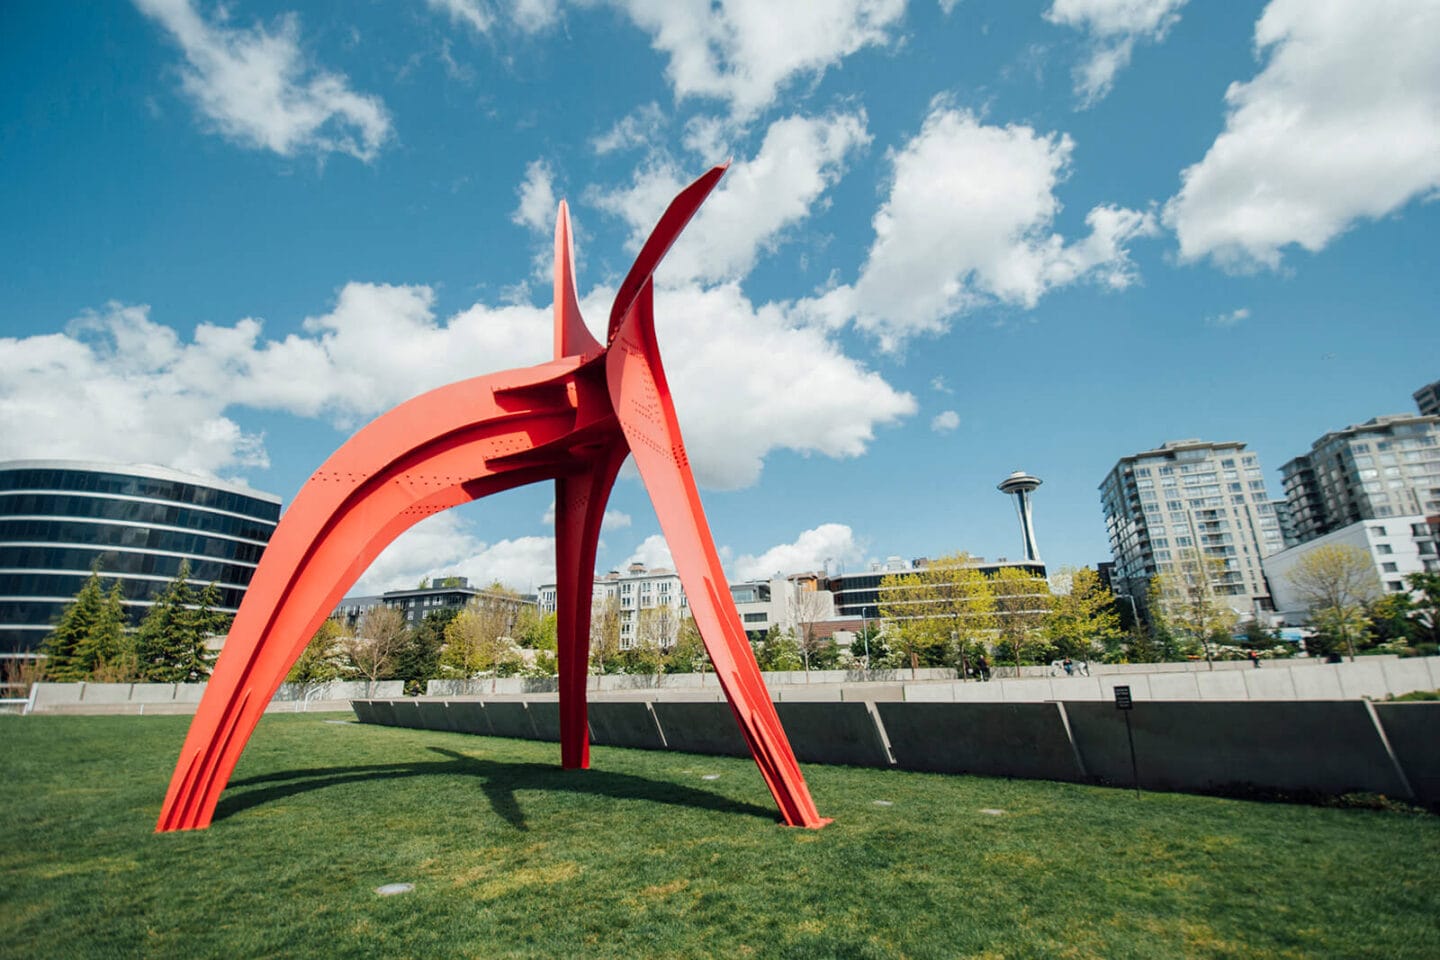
[1101,439,1285,618]
[1263,515,1439,623]
[537,562,686,648]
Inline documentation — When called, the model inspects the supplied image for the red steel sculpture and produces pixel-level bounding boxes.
[156,165,831,832]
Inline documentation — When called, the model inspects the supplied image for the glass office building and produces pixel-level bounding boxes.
[0,460,281,652]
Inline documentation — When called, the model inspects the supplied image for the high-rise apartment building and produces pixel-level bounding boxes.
[537,562,687,648]
[1280,414,1440,543]
[1414,379,1440,417]
[1100,440,1285,617]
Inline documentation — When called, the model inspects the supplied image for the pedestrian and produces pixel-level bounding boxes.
[1063,656,1074,677]
[1080,659,1090,676]
[976,653,990,682]
[1248,648,1261,669]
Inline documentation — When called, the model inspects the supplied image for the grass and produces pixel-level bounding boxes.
[3,715,1438,959]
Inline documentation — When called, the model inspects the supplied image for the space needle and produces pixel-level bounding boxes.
[997,470,1043,564]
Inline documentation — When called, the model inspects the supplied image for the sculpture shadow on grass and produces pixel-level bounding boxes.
[215,747,777,831]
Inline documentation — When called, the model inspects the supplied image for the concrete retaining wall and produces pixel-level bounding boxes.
[353,693,1438,808]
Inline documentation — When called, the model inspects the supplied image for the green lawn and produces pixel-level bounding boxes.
[3,714,1437,959]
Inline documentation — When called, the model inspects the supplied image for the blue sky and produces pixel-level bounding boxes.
[3,0,1437,595]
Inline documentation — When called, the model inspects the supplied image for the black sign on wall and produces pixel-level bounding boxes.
[1114,685,1133,710]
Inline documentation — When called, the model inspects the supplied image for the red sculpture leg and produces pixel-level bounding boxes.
[608,282,830,828]
[553,449,627,769]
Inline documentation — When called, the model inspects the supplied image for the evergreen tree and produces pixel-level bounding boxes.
[135,562,212,682]
[75,581,132,678]
[40,570,107,681]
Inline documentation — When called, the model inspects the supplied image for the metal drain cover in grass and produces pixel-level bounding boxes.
[979,809,1006,816]
[872,800,894,807]
[375,883,414,896]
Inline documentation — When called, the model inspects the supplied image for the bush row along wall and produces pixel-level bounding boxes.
[352,696,1440,809]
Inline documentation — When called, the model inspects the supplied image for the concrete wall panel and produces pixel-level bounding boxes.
[842,684,904,702]
[368,700,398,726]
[1242,669,1298,700]
[388,700,425,729]
[877,702,1084,782]
[415,700,453,732]
[1053,678,1103,701]
[1065,701,1409,798]
[1099,676,1151,702]
[1195,671,1249,700]
[1380,658,1435,698]
[904,683,955,702]
[776,685,843,701]
[446,700,491,736]
[81,683,132,703]
[588,701,667,750]
[1291,666,1343,700]
[30,683,85,708]
[1337,660,1390,700]
[526,701,562,741]
[130,684,176,703]
[1000,679,1054,703]
[651,702,750,757]
[350,700,377,724]
[484,701,537,739]
[1374,702,1440,807]
[774,702,891,767]
[173,683,208,702]
[1148,673,1201,700]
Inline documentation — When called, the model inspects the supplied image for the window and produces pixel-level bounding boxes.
[1382,562,1398,572]
[1388,580,1405,592]
[1370,525,1387,536]
[1376,544,1393,555]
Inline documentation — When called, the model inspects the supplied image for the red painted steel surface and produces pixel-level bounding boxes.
[155,165,829,832]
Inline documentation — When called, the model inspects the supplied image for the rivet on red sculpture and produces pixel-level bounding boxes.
[155,165,830,832]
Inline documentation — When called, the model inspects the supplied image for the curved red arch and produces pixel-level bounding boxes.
[157,166,829,832]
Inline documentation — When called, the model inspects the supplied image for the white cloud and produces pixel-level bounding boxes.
[592,110,871,284]
[2,275,910,490]
[428,0,493,34]
[0,304,269,476]
[510,0,561,33]
[426,0,560,35]
[1205,307,1250,328]
[733,523,862,580]
[626,533,674,571]
[352,512,557,594]
[797,106,1157,350]
[930,410,960,432]
[1045,0,1188,107]
[512,158,559,234]
[930,375,953,394]
[1165,0,1440,270]
[644,282,916,489]
[609,0,905,118]
[593,102,668,155]
[133,0,391,161]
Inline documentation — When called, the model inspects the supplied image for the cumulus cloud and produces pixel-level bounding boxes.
[1165,0,1440,270]
[1205,307,1249,328]
[133,0,391,161]
[609,0,904,118]
[646,282,915,489]
[626,534,675,571]
[2,277,911,490]
[797,106,1157,350]
[732,523,862,580]
[930,410,960,432]
[352,512,556,594]
[426,0,560,35]
[1045,0,1188,106]
[593,102,668,155]
[512,158,559,234]
[427,0,493,34]
[592,110,871,284]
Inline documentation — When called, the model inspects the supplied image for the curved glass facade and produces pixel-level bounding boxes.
[0,460,281,652]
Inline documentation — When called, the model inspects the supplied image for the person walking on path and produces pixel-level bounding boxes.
[1248,649,1261,669]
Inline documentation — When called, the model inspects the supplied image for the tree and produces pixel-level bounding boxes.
[343,604,407,684]
[392,608,454,694]
[635,603,681,651]
[754,627,803,671]
[849,622,887,669]
[134,562,213,682]
[991,566,1053,671]
[665,615,707,673]
[1405,571,1440,650]
[1366,593,1415,650]
[287,619,348,684]
[81,582,136,681]
[1285,544,1381,661]
[41,570,108,681]
[880,553,995,677]
[791,585,833,672]
[1150,550,1238,667]
[589,595,622,674]
[1041,566,1118,661]
[514,608,558,651]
